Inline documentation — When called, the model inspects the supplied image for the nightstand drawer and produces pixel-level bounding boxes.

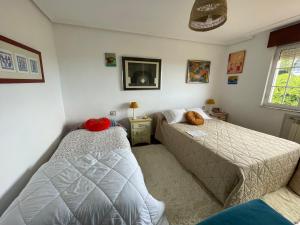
[131,122,150,129]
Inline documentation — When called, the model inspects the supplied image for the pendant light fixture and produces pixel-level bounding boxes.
[189,0,227,32]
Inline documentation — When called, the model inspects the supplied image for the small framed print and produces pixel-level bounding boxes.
[15,54,29,73]
[0,49,15,72]
[105,53,116,67]
[0,35,44,83]
[228,75,238,85]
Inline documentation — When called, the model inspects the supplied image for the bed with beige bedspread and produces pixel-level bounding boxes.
[155,113,300,207]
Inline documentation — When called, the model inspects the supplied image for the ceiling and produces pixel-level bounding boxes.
[33,0,300,45]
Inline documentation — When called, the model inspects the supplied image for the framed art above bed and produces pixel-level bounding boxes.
[0,35,44,83]
[186,60,210,83]
[122,57,161,90]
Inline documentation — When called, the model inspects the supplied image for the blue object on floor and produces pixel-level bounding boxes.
[197,199,293,225]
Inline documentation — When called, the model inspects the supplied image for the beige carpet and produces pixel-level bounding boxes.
[133,144,300,225]
[132,144,222,225]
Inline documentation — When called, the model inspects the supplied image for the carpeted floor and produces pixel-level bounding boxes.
[133,144,300,225]
[132,144,222,225]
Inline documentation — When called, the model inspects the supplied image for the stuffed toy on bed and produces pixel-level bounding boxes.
[84,117,111,131]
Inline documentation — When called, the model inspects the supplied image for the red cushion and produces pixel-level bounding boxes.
[84,118,111,132]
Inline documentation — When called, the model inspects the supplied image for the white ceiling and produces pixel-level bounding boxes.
[33,0,300,45]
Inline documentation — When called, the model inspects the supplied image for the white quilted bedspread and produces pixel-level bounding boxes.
[0,128,165,225]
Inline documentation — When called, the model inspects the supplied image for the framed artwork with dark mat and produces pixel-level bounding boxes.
[122,57,161,90]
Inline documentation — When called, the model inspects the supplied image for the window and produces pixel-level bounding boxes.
[263,43,300,111]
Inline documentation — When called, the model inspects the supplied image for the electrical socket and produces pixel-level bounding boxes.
[110,111,117,116]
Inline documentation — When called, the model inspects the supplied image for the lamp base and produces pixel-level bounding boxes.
[132,108,137,120]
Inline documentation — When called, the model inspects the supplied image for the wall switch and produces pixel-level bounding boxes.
[110,111,117,116]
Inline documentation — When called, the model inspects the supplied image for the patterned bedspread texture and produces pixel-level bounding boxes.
[0,127,165,225]
[51,127,131,161]
[155,113,300,206]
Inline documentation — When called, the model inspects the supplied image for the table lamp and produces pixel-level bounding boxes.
[129,101,139,119]
[206,99,215,113]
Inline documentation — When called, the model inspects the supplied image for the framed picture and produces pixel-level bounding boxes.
[0,35,44,83]
[122,57,161,90]
[105,53,116,67]
[228,76,238,85]
[227,50,246,74]
[186,60,210,83]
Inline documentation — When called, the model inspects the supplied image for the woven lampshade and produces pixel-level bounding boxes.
[189,0,227,32]
[129,101,139,109]
[206,99,215,105]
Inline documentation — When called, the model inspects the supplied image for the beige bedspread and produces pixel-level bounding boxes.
[155,113,300,206]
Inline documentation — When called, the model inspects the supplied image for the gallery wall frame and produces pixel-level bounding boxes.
[0,35,44,83]
[186,60,210,83]
[122,57,161,90]
[105,53,116,67]
[227,50,246,74]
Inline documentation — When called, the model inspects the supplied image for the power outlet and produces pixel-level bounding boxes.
[110,111,117,116]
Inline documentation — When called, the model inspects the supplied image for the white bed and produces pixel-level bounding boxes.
[0,127,168,225]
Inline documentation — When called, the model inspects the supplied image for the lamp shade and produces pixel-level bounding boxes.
[206,99,215,105]
[189,0,227,32]
[129,101,139,109]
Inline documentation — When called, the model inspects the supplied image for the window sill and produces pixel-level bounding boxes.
[260,104,300,113]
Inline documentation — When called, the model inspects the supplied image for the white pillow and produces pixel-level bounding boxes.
[162,109,187,124]
[186,108,211,120]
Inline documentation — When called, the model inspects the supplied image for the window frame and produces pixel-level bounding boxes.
[262,42,300,112]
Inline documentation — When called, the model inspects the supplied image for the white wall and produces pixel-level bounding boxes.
[54,24,226,124]
[2,2,295,215]
[0,0,65,214]
[218,32,300,136]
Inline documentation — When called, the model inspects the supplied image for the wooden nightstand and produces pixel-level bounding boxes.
[209,112,229,121]
[129,117,152,146]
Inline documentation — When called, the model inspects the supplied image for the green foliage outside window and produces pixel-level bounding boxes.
[271,72,300,107]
